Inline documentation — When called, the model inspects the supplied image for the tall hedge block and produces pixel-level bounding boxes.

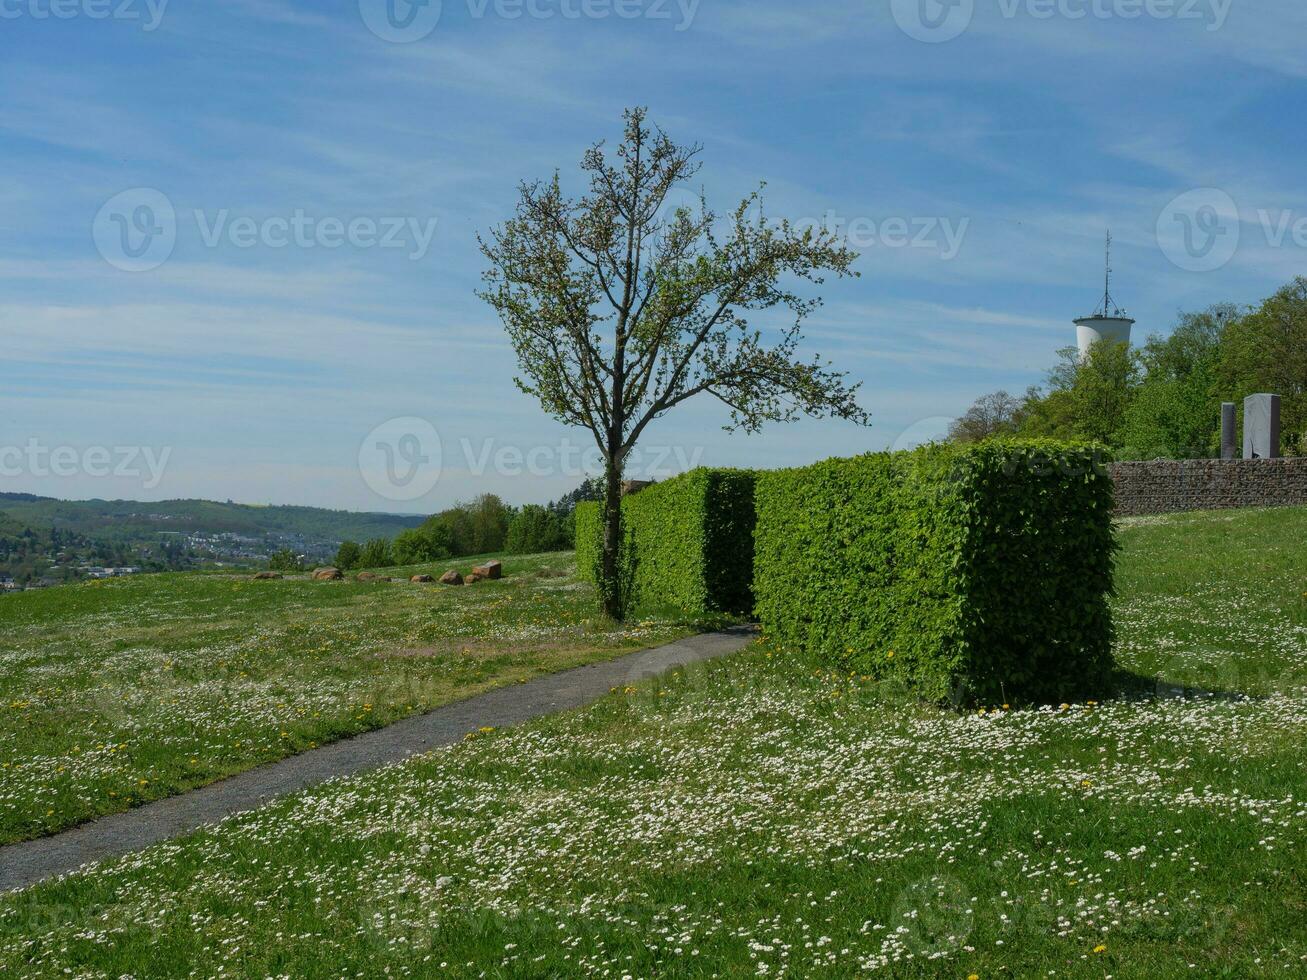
[574,469,756,616]
[754,441,1116,705]
[574,499,602,588]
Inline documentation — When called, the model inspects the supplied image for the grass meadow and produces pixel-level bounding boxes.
[0,553,702,845]
[0,507,1304,977]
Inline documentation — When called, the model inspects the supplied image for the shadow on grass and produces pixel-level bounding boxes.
[1109,667,1255,704]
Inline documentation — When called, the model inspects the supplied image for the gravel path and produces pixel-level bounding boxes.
[0,627,755,893]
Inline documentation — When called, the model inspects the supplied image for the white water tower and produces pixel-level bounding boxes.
[1073,232,1135,358]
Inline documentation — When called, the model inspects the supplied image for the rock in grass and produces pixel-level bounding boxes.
[439,570,464,586]
[472,560,502,580]
[355,572,391,583]
[312,567,344,581]
[411,574,435,584]
[252,571,282,580]
[465,572,485,584]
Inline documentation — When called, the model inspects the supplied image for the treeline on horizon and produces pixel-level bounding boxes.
[951,276,1307,458]
[289,479,604,572]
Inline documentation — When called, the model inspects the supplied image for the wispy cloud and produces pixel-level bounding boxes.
[2,0,1304,506]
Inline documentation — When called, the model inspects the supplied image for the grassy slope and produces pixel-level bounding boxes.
[0,553,702,844]
[1,508,1305,977]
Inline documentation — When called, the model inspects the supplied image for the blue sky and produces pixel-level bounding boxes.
[2,0,1305,512]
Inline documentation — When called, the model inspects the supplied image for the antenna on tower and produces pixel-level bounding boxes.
[1095,230,1125,318]
[1075,228,1135,357]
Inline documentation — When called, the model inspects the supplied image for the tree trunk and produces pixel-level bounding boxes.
[599,453,624,621]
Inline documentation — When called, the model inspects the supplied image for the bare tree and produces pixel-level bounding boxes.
[479,108,869,618]
[949,390,1025,444]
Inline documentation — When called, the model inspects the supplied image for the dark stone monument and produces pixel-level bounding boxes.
[1221,402,1237,460]
[1243,393,1282,459]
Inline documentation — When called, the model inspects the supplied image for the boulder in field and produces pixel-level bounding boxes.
[439,570,464,586]
[464,571,484,584]
[356,572,391,582]
[253,571,282,580]
[472,560,502,580]
[312,567,343,581]
[411,574,434,583]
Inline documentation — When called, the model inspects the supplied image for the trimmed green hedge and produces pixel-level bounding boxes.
[574,469,756,617]
[574,498,602,592]
[754,440,1116,706]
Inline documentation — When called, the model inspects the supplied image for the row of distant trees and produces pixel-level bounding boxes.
[326,480,603,571]
[951,277,1307,458]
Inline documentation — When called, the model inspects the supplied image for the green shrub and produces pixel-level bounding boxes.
[267,548,303,572]
[506,505,570,555]
[574,469,756,617]
[754,440,1116,706]
[359,537,395,569]
[392,527,451,565]
[334,540,362,571]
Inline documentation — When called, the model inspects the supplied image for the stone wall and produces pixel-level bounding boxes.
[1109,458,1307,516]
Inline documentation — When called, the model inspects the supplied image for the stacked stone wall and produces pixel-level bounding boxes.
[1109,459,1307,516]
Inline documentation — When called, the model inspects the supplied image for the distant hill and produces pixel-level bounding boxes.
[0,494,424,544]
[0,494,426,585]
